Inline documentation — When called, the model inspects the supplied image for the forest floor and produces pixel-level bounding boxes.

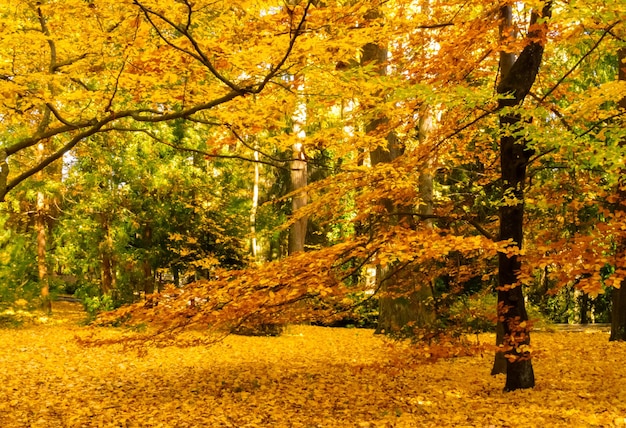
[1,302,625,427]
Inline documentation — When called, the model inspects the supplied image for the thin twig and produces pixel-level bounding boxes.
[107,127,289,170]
[540,21,621,103]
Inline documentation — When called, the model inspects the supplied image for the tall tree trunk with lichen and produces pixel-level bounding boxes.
[494,1,552,391]
[288,86,308,255]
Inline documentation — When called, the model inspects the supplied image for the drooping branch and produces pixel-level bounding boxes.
[0,91,237,198]
[45,103,85,128]
[577,111,626,138]
[383,212,497,241]
[104,60,126,113]
[225,125,290,165]
[133,0,313,95]
[4,122,109,198]
[106,127,290,171]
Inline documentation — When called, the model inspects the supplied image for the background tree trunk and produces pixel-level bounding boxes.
[98,212,116,295]
[288,75,309,255]
[142,224,155,294]
[363,36,435,335]
[250,150,260,260]
[610,47,626,341]
[36,189,51,314]
[288,142,308,254]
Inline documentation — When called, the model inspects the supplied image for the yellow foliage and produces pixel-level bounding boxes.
[1,304,626,427]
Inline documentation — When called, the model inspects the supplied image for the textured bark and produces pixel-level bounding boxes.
[492,3,516,377]
[288,143,308,254]
[610,48,626,342]
[496,1,552,391]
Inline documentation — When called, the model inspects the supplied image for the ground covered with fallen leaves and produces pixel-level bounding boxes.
[1,302,626,427]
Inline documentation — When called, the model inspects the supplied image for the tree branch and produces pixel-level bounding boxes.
[225,124,289,164]
[540,21,620,103]
[384,212,496,241]
[255,1,313,93]
[3,121,109,199]
[1,1,312,200]
[133,0,242,92]
[106,127,290,170]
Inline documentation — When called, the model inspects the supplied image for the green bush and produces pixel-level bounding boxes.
[446,292,551,333]
[82,294,115,317]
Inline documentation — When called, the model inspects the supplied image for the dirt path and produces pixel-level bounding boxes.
[50,300,86,324]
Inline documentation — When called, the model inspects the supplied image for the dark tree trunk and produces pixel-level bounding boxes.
[610,47,626,342]
[611,285,626,341]
[580,292,590,324]
[495,2,552,391]
[492,4,516,376]
[491,321,507,375]
[141,223,155,294]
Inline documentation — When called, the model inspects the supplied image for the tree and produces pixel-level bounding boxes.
[493,1,553,391]
[7,0,625,395]
[0,0,313,202]
[610,47,626,341]
[288,87,309,255]
[54,129,252,306]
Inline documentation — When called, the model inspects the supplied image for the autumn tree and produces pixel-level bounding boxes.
[6,0,625,396]
[0,0,313,201]
[610,46,626,341]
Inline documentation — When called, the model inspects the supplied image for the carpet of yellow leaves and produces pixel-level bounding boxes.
[1,302,625,427]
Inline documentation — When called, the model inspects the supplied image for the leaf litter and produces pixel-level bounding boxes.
[0,304,625,427]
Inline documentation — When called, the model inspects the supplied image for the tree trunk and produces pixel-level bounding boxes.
[579,291,590,324]
[36,190,51,314]
[495,2,552,391]
[491,3,516,376]
[612,282,626,341]
[288,142,308,254]
[362,34,435,335]
[99,213,116,295]
[0,150,7,202]
[610,47,626,341]
[101,252,114,295]
[142,223,155,294]
[288,78,308,255]
[250,150,260,260]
